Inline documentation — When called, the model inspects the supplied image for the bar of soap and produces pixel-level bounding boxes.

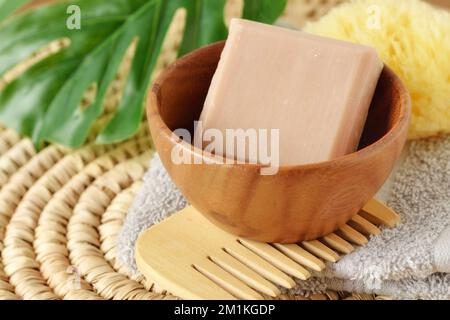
[199,19,383,166]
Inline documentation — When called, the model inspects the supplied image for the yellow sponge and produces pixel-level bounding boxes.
[304,0,450,139]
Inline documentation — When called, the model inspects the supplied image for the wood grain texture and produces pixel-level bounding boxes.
[147,41,411,243]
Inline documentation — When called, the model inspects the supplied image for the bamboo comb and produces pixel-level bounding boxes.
[135,198,400,300]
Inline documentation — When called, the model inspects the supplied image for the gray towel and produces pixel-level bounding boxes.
[117,135,450,299]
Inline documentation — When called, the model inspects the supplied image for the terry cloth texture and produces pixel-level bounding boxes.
[117,155,188,275]
[116,135,450,299]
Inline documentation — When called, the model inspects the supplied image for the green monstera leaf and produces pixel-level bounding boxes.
[0,0,29,22]
[0,0,286,149]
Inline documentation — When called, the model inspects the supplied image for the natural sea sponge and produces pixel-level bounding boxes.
[304,0,450,140]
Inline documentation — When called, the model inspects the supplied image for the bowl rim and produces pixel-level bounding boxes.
[148,41,412,173]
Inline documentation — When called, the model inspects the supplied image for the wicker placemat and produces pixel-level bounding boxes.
[0,0,383,300]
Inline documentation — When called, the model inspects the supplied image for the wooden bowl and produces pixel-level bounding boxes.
[147,41,411,243]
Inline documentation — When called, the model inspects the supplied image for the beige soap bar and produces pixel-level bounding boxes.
[199,19,383,166]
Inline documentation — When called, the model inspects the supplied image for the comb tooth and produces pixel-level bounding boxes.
[239,239,311,280]
[349,215,381,236]
[137,249,236,299]
[186,266,238,300]
[321,233,354,254]
[301,240,340,263]
[210,250,281,297]
[194,259,264,300]
[337,225,368,246]
[273,243,325,272]
[360,198,400,227]
[226,242,296,289]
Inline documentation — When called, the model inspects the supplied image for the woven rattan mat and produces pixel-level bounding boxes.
[0,0,385,300]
